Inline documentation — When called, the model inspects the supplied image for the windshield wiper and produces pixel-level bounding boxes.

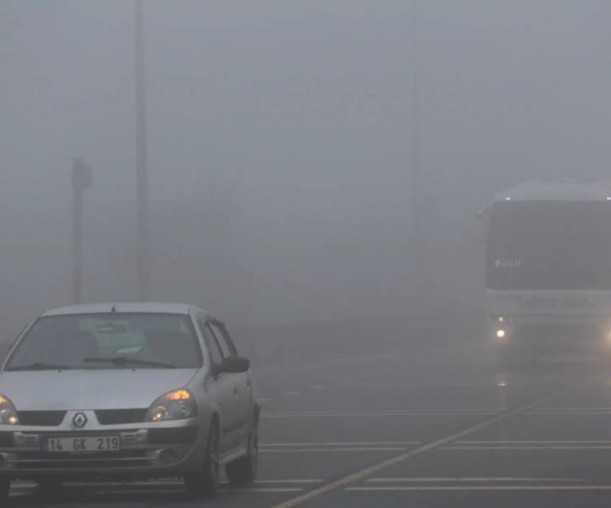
[7,362,73,372]
[83,357,177,369]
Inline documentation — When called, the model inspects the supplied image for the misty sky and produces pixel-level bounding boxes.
[1,0,611,334]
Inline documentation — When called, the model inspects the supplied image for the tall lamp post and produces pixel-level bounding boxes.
[134,0,151,301]
[72,157,93,304]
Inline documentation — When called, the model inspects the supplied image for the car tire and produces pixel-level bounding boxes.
[185,422,220,499]
[0,478,10,506]
[226,415,259,485]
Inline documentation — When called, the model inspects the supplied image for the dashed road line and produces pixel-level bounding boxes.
[345,485,611,492]
[309,384,327,391]
[530,408,611,414]
[224,488,304,493]
[533,407,611,411]
[255,480,324,484]
[261,447,407,453]
[262,441,421,447]
[8,479,322,497]
[262,409,499,418]
[365,477,589,483]
[455,440,611,444]
[442,444,611,450]
[265,376,602,508]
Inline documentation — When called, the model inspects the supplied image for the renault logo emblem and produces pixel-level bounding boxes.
[72,412,88,429]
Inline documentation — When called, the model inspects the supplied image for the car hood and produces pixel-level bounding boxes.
[0,369,199,410]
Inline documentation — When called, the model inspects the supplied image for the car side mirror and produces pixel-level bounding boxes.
[217,356,250,375]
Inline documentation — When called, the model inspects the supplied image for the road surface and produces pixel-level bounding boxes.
[8,339,611,507]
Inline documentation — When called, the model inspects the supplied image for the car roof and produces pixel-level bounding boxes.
[493,180,611,202]
[42,302,212,318]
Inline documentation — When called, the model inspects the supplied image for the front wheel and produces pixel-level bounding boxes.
[226,417,259,485]
[185,422,220,499]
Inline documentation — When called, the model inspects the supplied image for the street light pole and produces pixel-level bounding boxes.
[408,0,431,309]
[134,0,151,301]
[72,157,93,304]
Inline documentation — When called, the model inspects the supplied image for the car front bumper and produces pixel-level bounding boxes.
[0,421,205,480]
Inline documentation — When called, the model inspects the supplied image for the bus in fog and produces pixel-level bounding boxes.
[485,180,611,366]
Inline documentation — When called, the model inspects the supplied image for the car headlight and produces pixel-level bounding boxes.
[0,394,19,425]
[145,389,197,422]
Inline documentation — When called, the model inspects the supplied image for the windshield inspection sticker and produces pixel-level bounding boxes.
[494,259,522,268]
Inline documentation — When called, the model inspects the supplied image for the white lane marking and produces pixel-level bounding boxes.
[266,375,604,508]
[10,479,320,491]
[255,480,323,484]
[338,381,534,389]
[261,447,406,453]
[262,409,498,418]
[259,441,420,448]
[222,487,304,493]
[346,485,611,491]
[456,440,611,444]
[14,478,321,486]
[310,384,326,391]
[259,398,273,403]
[366,477,589,483]
[281,391,301,396]
[262,442,421,447]
[10,485,305,495]
[10,483,182,492]
[53,489,176,496]
[528,408,611,416]
[453,444,611,450]
[22,487,304,495]
[62,480,183,487]
[532,407,611,412]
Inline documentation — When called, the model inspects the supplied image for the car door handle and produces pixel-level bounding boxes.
[233,387,238,397]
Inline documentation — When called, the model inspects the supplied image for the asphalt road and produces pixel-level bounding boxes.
[8,339,611,507]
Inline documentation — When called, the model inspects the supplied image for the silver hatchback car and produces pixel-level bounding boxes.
[0,303,260,503]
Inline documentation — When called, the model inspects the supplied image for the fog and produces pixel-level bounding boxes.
[2,0,611,337]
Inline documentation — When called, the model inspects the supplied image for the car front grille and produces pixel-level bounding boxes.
[95,409,148,425]
[17,411,66,427]
[9,449,151,470]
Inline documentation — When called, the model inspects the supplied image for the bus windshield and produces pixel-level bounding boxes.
[486,201,611,290]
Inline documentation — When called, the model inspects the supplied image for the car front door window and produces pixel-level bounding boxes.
[201,318,241,449]
[210,321,251,444]
[208,322,233,359]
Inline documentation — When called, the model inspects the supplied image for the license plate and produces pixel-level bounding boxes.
[43,436,120,453]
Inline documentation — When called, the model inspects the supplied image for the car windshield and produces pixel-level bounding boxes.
[5,313,202,371]
[486,201,611,290]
